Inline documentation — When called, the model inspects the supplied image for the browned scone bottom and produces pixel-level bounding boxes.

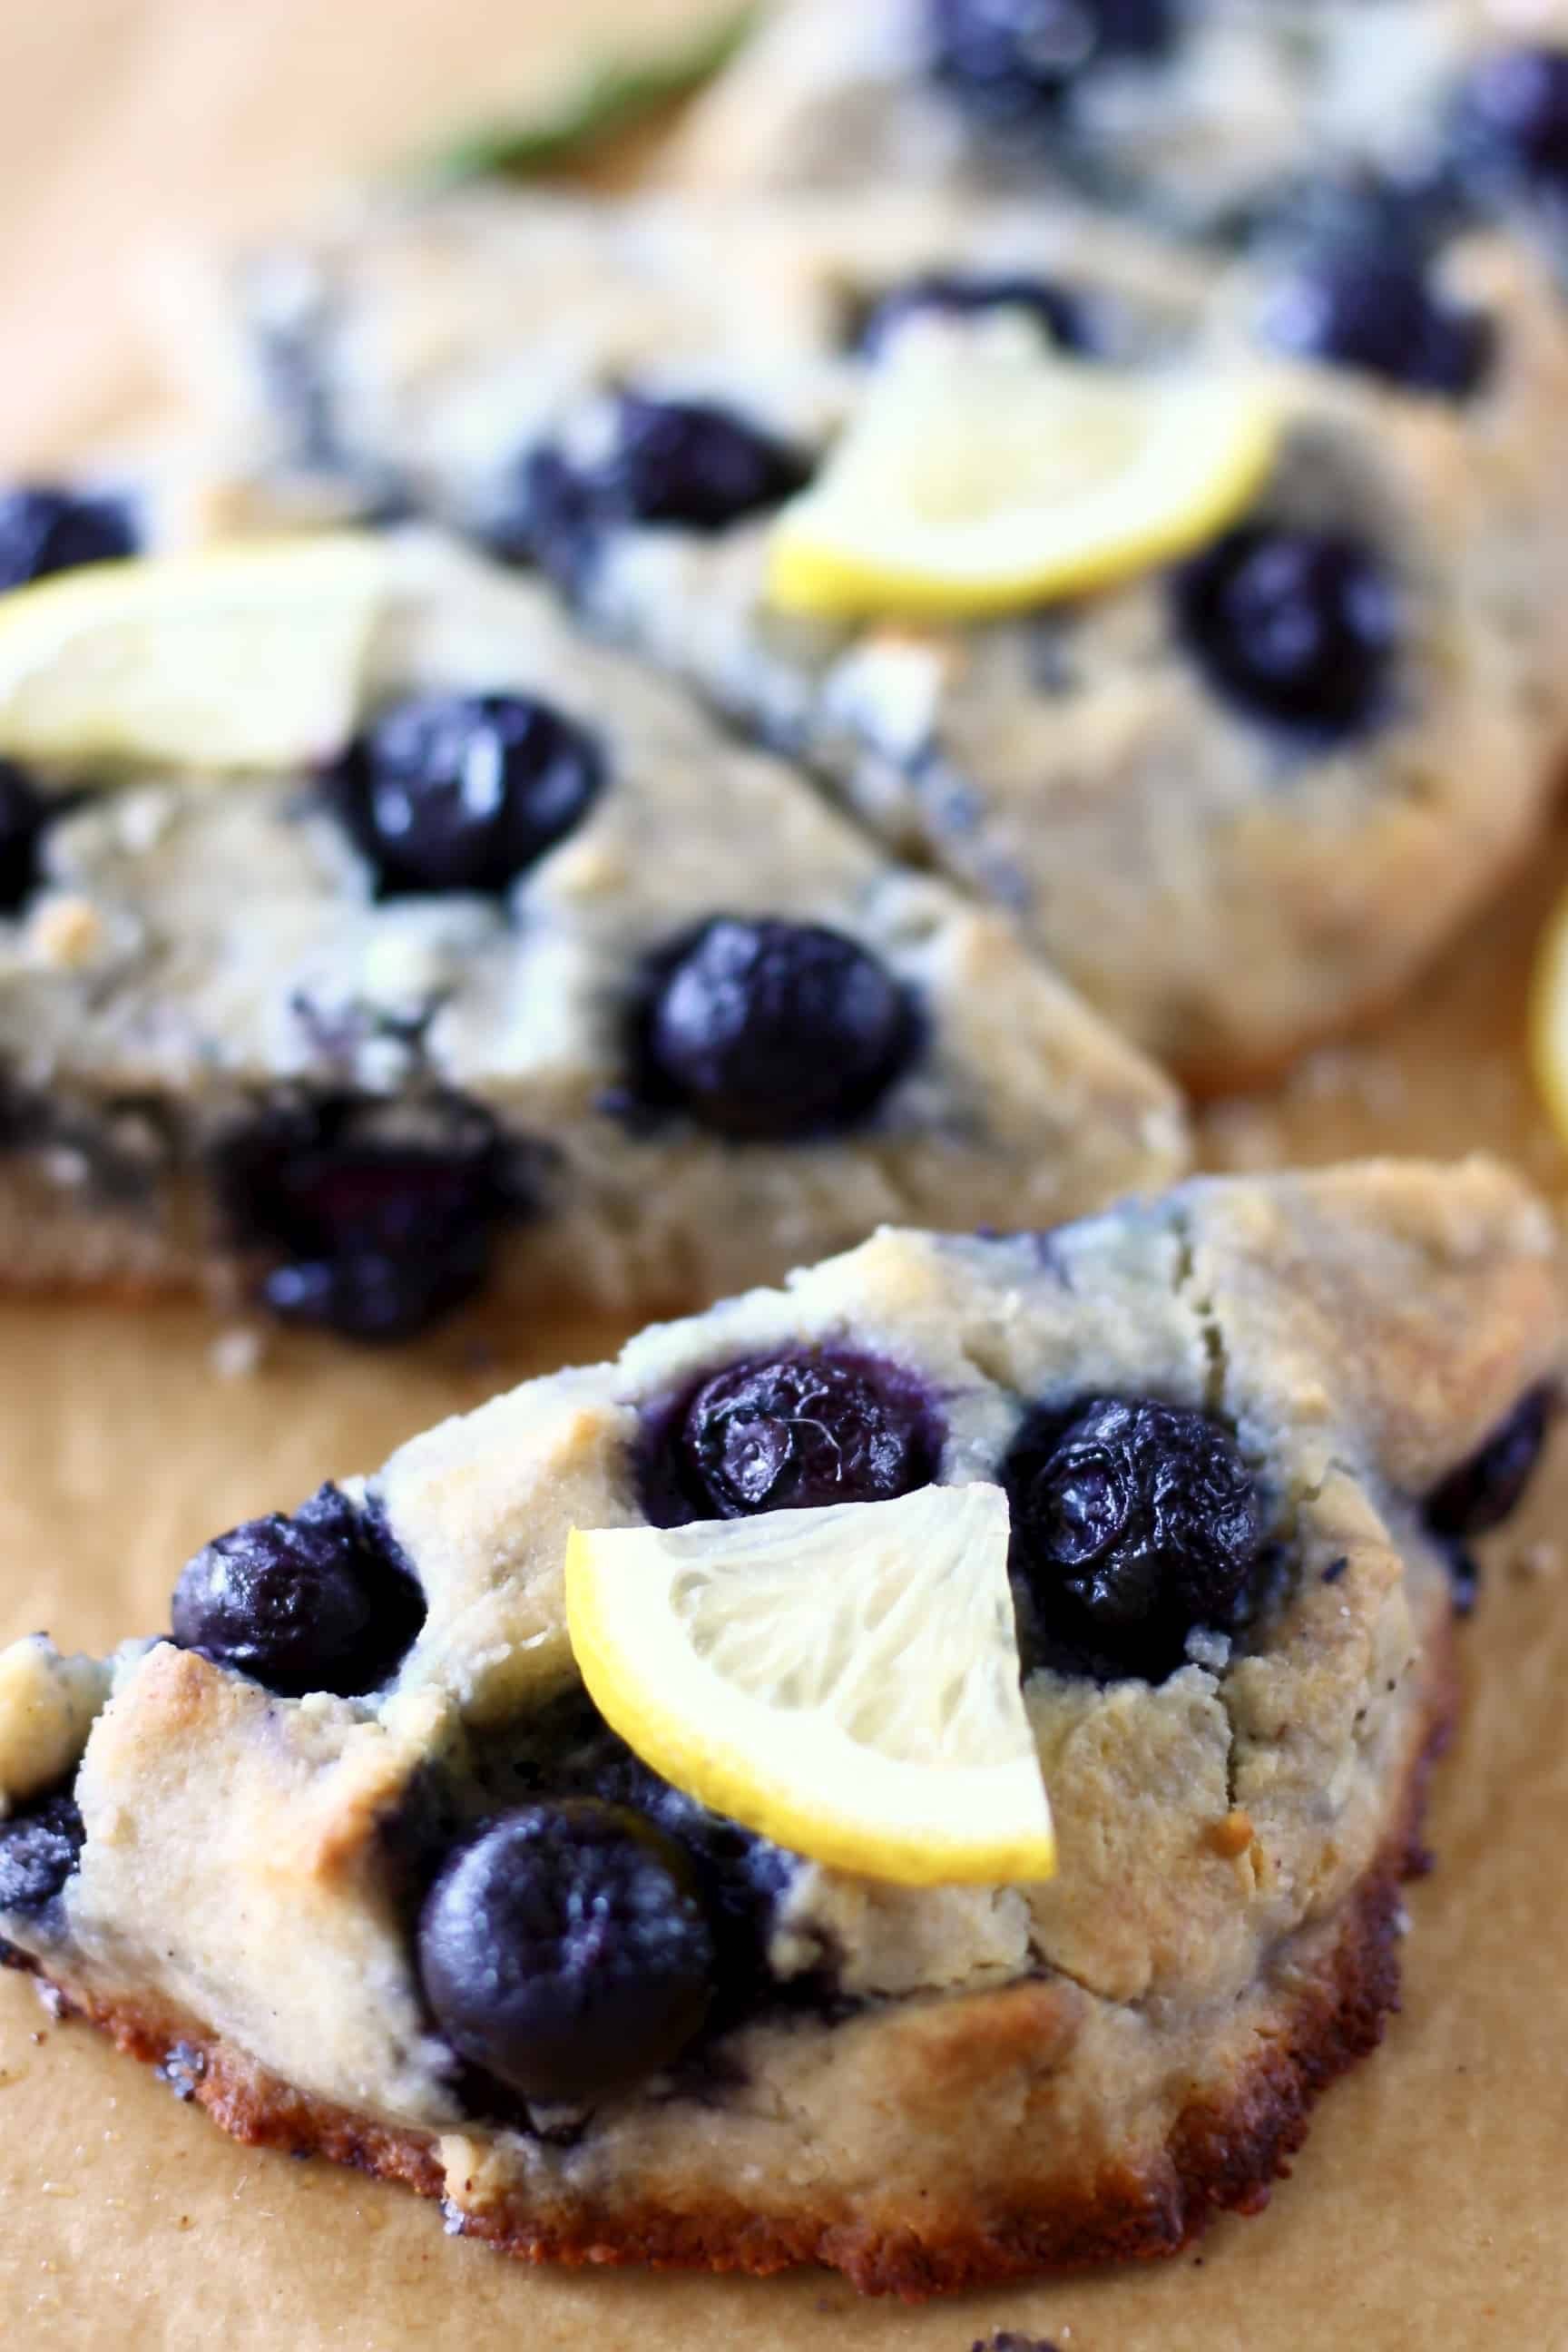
[4,1627,1456,2301]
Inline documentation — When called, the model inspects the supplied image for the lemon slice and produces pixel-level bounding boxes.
[768,340,1279,622]
[0,536,389,773]
[1530,881,1568,1145]
[565,1482,1054,1887]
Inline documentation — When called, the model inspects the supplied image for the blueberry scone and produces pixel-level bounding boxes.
[172,172,1568,1085]
[669,0,1568,250]
[0,1159,1556,2293]
[0,527,1181,1339]
[520,271,1565,1086]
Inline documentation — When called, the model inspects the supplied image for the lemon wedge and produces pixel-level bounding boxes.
[565,1482,1054,1887]
[768,339,1279,622]
[1530,881,1568,1146]
[0,536,390,773]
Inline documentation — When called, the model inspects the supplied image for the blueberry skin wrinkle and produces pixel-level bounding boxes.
[417,1802,715,2107]
[645,1348,943,1524]
[1003,1394,1264,1682]
[171,1482,425,1700]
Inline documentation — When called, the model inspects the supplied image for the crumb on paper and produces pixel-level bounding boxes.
[209,1326,265,1381]
[1514,1541,1561,1581]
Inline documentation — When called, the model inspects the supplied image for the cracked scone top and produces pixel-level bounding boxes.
[173,181,1568,1083]
[0,529,1181,1336]
[0,1158,1557,2293]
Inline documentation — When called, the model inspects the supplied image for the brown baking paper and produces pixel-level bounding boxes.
[0,824,1565,2352]
[2,2,1568,2337]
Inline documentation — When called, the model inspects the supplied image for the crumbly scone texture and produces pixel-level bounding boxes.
[665,0,1510,230]
[0,1158,1557,2292]
[0,527,1182,1312]
[169,178,1568,1083]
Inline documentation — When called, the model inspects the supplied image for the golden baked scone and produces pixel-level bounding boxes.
[0,1158,1556,2293]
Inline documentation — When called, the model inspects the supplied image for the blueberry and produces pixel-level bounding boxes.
[524,395,809,580]
[1453,47,1568,217]
[636,917,917,1142]
[0,1789,84,1917]
[1002,1395,1264,1681]
[650,1349,940,1524]
[857,270,1092,358]
[325,691,603,898]
[1436,1536,1482,1620]
[1426,1385,1553,1538]
[927,0,1176,129]
[213,1100,524,1342]
[1259,243,1494,397]
[172,1480,424,1700]
[1174,526,1400,740]
[0,763,50,914]
[416,1801,713,2107]
[0,486,137,592]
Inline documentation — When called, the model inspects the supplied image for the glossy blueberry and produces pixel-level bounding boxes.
[927,0,1176,128]
[0,1789,84,1917]
[1259,242,1494,397]
[1453,47,1568,215]
[214,1101,522,1342]
[0,486,137,593]
[0,763,50,914]
[172,1481,424,1700]
[637,917,917,1142]
[567,1740,800,2034]
[652,1349,940,1524]
[417,1801,714,2107]
[326,691,603,898]
[857,270,1092,358]
[1175,526,1400,740]
[1003,1395,1264,1681]
[1426,1385,1553,1538]
[524,395,809,581]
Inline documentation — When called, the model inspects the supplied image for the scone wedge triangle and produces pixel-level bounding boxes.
[0,1159,1558,2295]
[566,1483,1057,1885]
[0,526,1181,1331]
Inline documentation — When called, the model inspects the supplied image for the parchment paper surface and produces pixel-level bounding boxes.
[0,5,1566,2341]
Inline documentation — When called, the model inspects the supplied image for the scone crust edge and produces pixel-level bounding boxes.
[1,1616,1455,2300]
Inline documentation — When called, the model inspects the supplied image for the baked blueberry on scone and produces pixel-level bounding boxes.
[0,527,1181,1338]
[0,1159,1555,2292]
